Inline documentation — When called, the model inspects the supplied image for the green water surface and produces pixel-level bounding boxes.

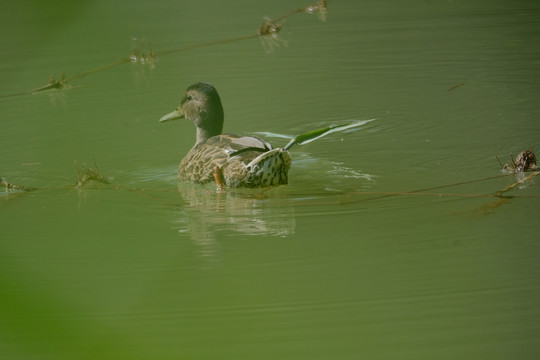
[1,0,539,359]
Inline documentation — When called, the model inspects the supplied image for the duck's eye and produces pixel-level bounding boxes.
[185,95,192,101]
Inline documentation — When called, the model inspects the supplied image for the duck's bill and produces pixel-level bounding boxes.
[159,109,184,122]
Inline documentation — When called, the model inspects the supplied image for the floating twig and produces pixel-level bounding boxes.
[495,171,539,197]
[1,1,329,99]
[447,82,465,91]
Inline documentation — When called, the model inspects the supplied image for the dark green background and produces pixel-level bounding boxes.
[1,0,539,358]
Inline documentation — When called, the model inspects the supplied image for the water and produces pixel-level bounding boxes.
[1,0,539,359]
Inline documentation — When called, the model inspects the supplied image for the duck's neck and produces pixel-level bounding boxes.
[196,128,213,144]
[195,118,223,144]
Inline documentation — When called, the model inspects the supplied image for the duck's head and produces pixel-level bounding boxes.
[160,82,224,144]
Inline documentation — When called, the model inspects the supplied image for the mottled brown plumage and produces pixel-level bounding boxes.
[160,82,291,188]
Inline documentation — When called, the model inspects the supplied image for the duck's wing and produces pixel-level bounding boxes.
[178,134,273,184]
[222,148,291,188]
[220,134,273,154]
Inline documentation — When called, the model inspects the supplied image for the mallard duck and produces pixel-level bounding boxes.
[160,82,291,188]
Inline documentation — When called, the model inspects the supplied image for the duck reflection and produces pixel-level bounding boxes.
[171,182,295,258]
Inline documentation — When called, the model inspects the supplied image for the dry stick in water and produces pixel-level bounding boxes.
[345,174,512,204]
[0,0,329,98]
[494,171,539,197]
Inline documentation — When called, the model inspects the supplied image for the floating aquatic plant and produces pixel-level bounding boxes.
[498,147,537,174]
[130,37,155,65]
[1,178,33,192]
[0,0,330,99]
[258,17,288,53]
[29,71,72,94]
[284,119,375,150]
[75,160,109,188]
[306,0,328,22]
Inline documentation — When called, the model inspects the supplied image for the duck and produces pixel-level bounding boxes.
[160,82,291,188]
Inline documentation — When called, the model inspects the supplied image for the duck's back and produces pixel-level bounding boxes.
[178,134,273,184]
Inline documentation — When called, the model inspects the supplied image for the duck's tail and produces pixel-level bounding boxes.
[283,119,376,151]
